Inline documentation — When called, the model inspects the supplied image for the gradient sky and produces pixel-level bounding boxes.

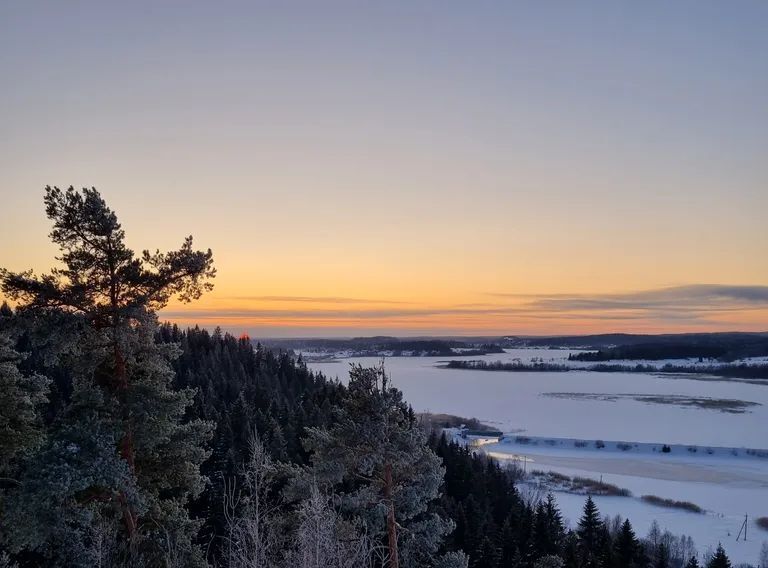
[1,1,767,337]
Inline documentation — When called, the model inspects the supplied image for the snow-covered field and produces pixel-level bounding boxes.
[307,349,768,565]
[477,435,768,565]
[307,349,768,447]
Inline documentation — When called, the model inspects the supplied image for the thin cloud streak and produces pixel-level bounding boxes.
[222,295,413,305]
[490,284,768,303]
[490,285,768,311]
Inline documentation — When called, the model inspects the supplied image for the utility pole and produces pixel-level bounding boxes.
[736,514,748,541]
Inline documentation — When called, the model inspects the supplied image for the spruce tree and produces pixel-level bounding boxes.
[576,496,604,568]
[706,544,731,568]
[533,494,565,559]
[685,556,700,568]
[613,519,638,567]
[0,187,215,566]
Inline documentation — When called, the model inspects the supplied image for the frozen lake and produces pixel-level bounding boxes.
[307,349,768,448]
[307,349,768,564]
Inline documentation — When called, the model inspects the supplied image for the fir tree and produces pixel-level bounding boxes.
[685,556,700,568]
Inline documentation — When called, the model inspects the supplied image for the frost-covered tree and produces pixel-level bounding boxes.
[0,329,49,476]
[289,483,372,568]
[223,431,285,568]
[0,186,215,566]
[0,318,49,565]
[760,541,768,568]
[686,555,700,568]
[303,363,462,568]
[533,555,564,568]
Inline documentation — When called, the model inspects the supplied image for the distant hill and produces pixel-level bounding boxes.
[257,336,505,357]
[256,331,768,362]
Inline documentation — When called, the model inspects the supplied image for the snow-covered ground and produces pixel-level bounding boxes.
[307,350,768,564]
[477,436,768,565]
[308,349,768,447]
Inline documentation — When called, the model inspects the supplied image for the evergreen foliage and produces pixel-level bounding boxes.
[613,518,640,567]
[0,318,49,475]
[576,497,604,567]
[301,363,459,568]
[0,187,215,566]
[706,544,731,568]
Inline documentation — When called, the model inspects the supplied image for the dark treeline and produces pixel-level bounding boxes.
[445,360,570,372]
[505,332,768,358]
[589,363,768,381]
[0,188,742,567]
[445,358,768,382]
[568,339,768,363]
[265,337,505,357]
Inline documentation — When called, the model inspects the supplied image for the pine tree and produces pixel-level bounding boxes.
[706,544,731,568]
[303,363,460,568]
[0,187,215,566]
[685,556,700,568]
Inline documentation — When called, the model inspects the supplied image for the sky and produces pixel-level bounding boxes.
[1,1,767,337]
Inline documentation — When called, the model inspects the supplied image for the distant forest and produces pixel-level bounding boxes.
[264,337,505,357]
[568,338,768,362]
[506,333,768,362]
